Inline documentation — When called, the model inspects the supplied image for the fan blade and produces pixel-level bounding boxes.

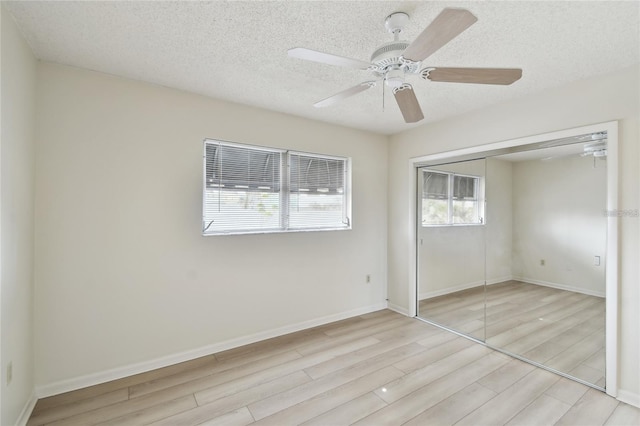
[288,47,372,70]
[393,84,424,123]
[314,82,376,108]
[402,8,477,62]
[423,67,522,85]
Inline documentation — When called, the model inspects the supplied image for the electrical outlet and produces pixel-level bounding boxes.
[6,361,12,386]
[366,274,371,283]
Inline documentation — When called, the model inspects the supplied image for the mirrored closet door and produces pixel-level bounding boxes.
[417,158,487,342]
[417,132,608,389]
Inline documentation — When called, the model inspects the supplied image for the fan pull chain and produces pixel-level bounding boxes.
[382,83,385,112]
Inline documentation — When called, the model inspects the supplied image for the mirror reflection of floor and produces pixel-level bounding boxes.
[418,280,605,387]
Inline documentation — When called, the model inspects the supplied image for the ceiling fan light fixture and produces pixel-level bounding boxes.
[385,68,405,88]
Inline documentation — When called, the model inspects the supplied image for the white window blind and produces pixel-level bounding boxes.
[203,140,351,235]
[289,153,348,229]
[204,141,283,233]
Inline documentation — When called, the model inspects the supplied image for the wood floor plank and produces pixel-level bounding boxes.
[375,344,492,404]
[46,354,305,426]
[556,388,620,426]
[370,320,439,341]
[248,342,426,420]
[523,318,603,365]
[194,337,379,405]
[213,328,325,362]
[322,314,405,337]
[300,392,387,426]
[415,327,459,347]
[129,350,302,399]
[353,352,508,425]
[195,407,255,426]
[27,309,637,426]
[544,377,590,406]
[95,395,197,426]
[393,335,475,374]
[250,366,403,425]
[505,393,572,425]
[569,363,605,385]
[455,368,560,426]
[44,383,205,426]
[584,347,606,370]
[322,317,413,342]
[214,331,331,365]
[402,382,497,426]
[545,328,605,373]
[27,389,129,426]
[604,402,640,426]
[303,332,432,380]
[32,356,217,414]
[150,371,311,426]
[502,302,603,355]
[477,358,537,393]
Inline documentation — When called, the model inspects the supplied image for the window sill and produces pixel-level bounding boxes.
[202,226,352,237]
[421,223,485,228]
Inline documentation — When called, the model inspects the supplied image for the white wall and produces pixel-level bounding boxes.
[511,155,607,296]
[34,63,388,390]
[485,158,513,283]
[388,65,639,403]
[1,6,37,425]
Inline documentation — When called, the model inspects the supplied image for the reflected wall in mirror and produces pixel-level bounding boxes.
[416,132,607,389]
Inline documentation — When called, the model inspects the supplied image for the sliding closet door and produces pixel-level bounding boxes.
[417,158,487,341]
[484,145,607,388]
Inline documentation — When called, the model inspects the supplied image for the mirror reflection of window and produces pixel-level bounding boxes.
[422,170,483,225]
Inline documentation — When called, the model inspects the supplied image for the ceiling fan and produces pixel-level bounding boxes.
[288,8,523,123]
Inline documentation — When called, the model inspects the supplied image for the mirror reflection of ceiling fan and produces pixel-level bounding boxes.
[287,8,523,123]
[541,133,608,162]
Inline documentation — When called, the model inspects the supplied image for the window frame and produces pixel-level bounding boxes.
[202,139,352,236]
[421,169,485,227]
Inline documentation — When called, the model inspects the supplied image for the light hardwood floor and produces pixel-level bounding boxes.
[28,309,637,426]
[419,281,605,387]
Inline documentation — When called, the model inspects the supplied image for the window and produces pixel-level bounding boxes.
[422,170,483,226]
[203,139,350,235]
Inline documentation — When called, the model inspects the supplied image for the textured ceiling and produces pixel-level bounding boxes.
[5,1,640,135]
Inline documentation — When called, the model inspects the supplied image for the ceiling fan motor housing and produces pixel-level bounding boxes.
[372,11,421,84]
[370,41,421,81]
[370,41,410,66]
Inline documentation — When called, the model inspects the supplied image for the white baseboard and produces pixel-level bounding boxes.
[419,280,485,301]
[387,302,410,316]
[418,276,512,301]
[617,389,640,408]
[15,390,38,426]
[35,302,387,398]
[486,275,514,286]
[512,276,605,298]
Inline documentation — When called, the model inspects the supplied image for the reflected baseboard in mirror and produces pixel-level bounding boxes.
[418,280,605,388]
